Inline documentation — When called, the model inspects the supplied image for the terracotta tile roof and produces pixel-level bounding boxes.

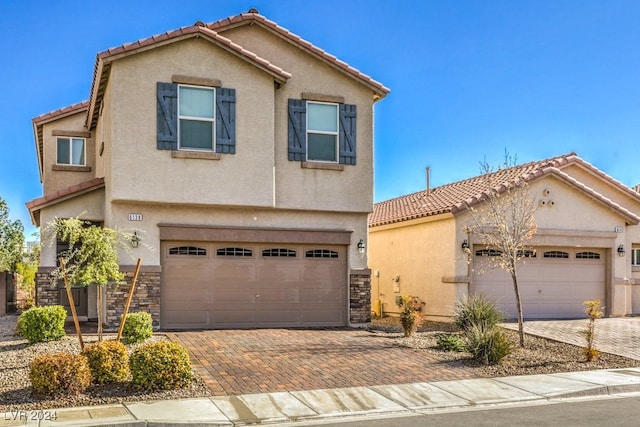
[86,23,293,129]
[369,153,640,228]
[206,11,390,99]
[26,177,105,226]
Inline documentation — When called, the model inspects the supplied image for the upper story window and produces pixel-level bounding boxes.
[157,81,236,154]
[178,85,215,151]
[288,98,357,165]
[632,248,640,266]
[307,102,338,162]
[57,137,85,166]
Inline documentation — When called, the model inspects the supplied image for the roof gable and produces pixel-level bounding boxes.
[207,11,390,100]
[370,152,640,228]
[86,23,292,129]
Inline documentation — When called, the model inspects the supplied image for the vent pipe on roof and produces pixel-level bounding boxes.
[426,167,431,194]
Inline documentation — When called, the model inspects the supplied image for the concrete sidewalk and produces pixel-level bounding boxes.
[3,367,640,426]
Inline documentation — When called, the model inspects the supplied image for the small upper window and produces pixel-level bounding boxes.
[576,251,600,260]
[517,250,537,258]
[169,246,207,256]
[178,85,215,151]
[57,137,85,165]
[307,101,338,162]
[632,248,640,266]
[305,249,339,259]
[475,249,503,257]
[543,251,569,259]
[262,248,297,258]
[216,247,252,257]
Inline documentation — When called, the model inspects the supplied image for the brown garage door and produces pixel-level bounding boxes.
[471,247,606,319]
[161,242,347,329]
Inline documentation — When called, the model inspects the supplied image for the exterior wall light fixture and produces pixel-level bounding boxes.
[357,239,366,254]
[130,232,140,248]
[617,244,625,257]
[461,240,470,251]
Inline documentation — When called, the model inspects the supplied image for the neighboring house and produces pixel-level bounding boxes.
[26,10,389,330]
[369,153,640,320]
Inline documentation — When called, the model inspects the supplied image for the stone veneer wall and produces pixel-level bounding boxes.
[105,269,161,330]
[35,267,58,307]
[349,268,371,324]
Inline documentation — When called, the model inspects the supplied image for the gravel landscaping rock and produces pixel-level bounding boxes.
[0,314,212,413]
[368,317,640,378]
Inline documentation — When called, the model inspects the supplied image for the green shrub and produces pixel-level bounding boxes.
[82,340,130,383]
[454,294,503,332]
[122,311,153,344]
[465,323,513,364]
[17,305,67,344]
[30,353,91,395]
[436,333,466,352]
[129,341,193,390]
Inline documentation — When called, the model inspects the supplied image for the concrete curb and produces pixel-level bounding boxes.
[3,368,640,426]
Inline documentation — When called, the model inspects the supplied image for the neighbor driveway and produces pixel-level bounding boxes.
[166,328,479,396]
[501,317,640,361]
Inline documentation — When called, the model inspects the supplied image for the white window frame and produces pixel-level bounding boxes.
[632,248,640,266]
[306,101,339,163]
[177,84,216,152]
[56,137,86,166]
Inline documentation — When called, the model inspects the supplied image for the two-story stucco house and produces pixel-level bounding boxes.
[369,153,640,320]
[26,10,389,330]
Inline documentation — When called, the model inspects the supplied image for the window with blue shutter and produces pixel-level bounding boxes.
[157,82,235,154]
[157,82,178,150]
[288,99,356,165]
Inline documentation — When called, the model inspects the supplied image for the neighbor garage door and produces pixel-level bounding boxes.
[470,247,605,319]
[161,241,347,329]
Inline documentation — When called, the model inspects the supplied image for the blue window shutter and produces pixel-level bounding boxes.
[156,82,178,150]
[288,99,306,161]
[339,104,357,165]
[215,88,236,154]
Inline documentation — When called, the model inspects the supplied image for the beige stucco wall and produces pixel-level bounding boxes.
[105,38,275,208]
[220,25,376,213]
[41,113,95,194]
[38,189,106,267]
[106,202,369,270]
[369,214,467,317]
[102,33,375,214]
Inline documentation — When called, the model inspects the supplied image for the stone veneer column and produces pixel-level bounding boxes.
[105,267,161,330]
[349,268,371,324]
[35,267,58,307]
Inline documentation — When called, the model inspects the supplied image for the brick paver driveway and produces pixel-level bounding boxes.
[166,328,480,396]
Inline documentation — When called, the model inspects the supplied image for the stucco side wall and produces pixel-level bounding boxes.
[221,25,375,213]
[107,202,369,270]
[106,38,276,208]
[369,215,460,317]
[38,189,106,267]
[41,113,95,194]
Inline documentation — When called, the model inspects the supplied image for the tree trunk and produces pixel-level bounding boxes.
[59,258,84,349]
[97,286,103,341]
[511,271,525,347]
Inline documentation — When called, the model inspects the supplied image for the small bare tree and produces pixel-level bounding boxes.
[464,153,538,347]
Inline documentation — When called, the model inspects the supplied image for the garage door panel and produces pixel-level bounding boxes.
[471,247,605,319]
[165,310,209,328]
[161,242,347,329]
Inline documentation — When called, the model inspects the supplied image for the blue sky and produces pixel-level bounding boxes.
[3,1,640,239]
